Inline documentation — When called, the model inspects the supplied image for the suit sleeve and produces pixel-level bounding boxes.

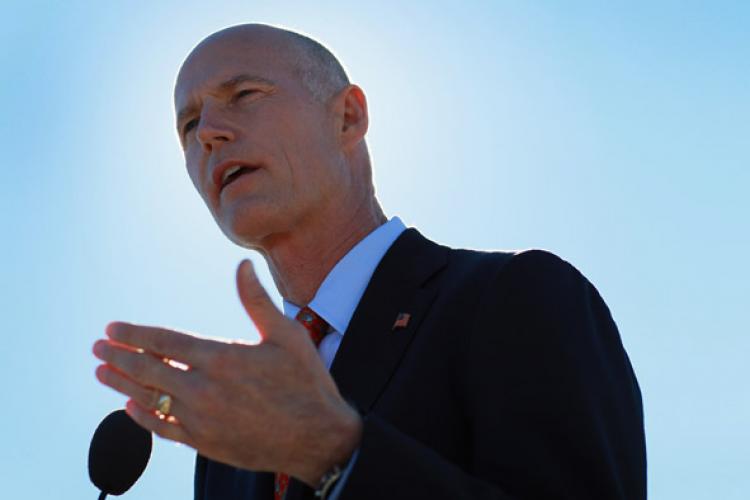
[337,250,646,500]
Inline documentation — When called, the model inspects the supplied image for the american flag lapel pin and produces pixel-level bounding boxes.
[392,312,411,330]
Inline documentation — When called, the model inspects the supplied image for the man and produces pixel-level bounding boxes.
[93,24,646,499]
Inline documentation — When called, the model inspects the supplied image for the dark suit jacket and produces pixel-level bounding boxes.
[195,229,647,499]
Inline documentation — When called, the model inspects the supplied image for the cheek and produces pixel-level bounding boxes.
[286,126,337,176]
[184,149,205,195]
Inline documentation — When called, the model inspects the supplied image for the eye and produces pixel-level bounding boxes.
[182,118,198,138]
[233,89,257,101]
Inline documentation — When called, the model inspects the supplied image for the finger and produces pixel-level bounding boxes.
[95,363,190,417]
[125,399,196,447]
[106,321,220,369]
[236,259,288,341]
[93,339,194,400]
[96,363,163,410]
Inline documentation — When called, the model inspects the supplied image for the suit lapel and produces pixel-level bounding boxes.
[329,228,448,412]
[286,229,447,500]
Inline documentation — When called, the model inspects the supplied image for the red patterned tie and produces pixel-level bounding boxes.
[274,306,330,500]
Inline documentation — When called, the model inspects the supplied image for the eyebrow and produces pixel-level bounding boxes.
[176,74,276,126]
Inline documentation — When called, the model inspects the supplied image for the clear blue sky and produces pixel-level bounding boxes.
[1,1,748,498]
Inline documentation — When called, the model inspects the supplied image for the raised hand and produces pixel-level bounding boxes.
[93,259,362,486]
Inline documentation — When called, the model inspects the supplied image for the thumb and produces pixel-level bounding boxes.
[236,259,286,342]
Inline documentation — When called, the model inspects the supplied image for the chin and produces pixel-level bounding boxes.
[217,202,287,250]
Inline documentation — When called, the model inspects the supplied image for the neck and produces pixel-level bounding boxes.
[258,197,386,305]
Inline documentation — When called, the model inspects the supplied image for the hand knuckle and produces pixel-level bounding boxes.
[191,425,210,443]
[145,388,159,408]
[208,346,236,371]
[191,380,214,406]
[140,358,159,381]
[247,289,268,308]
[152,334,168,354]
[203,351,222,373]
[117,353,140,378]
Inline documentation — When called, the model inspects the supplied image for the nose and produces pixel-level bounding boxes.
[196,106,235,153]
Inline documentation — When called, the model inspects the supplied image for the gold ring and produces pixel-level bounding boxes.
[156,393,172,415]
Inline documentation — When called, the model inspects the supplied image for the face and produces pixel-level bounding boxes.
[174,30,349,248]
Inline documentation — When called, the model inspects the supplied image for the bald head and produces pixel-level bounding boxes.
[173,23,380,255]
[185,24,350,103]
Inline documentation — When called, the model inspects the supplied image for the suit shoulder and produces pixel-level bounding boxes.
[470,248,618,351]
[444,245,515,276]
[499,248,586,290]
[419,234,597,319]
[442,246,603,333]
[444,246,581,289]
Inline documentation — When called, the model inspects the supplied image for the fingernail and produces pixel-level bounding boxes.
[106,321,124,339]
[125,399,136,418]
[93,340,107,358]
[95,364,107,382]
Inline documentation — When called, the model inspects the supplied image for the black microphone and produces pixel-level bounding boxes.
[89,409,153,498]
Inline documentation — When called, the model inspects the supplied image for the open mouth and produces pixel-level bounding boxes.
[221,165,257,190]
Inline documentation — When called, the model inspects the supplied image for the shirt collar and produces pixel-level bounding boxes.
[282,217,406,335]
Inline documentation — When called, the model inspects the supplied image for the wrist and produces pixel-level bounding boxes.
[327,405,362,471]
[298,403,362,487]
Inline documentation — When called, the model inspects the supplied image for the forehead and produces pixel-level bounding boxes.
[174,34,298,110]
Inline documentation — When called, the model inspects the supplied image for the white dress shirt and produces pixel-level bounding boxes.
[282,217,406,367]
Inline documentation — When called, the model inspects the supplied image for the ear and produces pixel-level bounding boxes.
[333,84,369,150]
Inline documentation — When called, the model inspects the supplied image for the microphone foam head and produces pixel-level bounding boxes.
[88,409,152,495]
